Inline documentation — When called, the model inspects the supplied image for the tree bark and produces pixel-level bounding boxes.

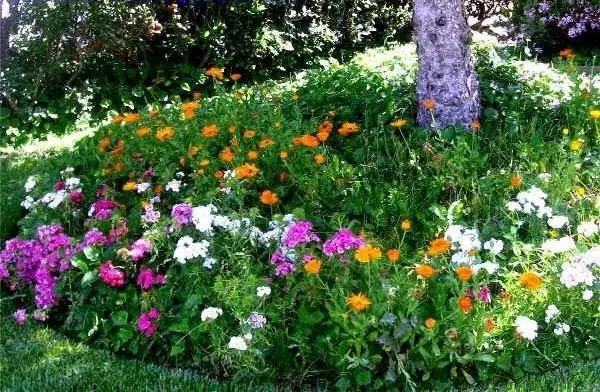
[413,0,480,129]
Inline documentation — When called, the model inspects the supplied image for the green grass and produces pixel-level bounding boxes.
[1,316,599,392]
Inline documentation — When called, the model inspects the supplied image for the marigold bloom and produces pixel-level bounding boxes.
[236,163,259,179]
[304,258,322,274]
[247,150,259,160]
[136,127,151,137]
[470,119,481,131]
[122,181,137,192]
[484,318,495,332]
[156,127,175,142]
[199,159,210,167]
[424,318,437,329]
[318,120,333,133]
[519,271,542,290]
[98,137,111,152]
[260,190,278,205]
[188,146,200,156]
[390,118,407,128]
[401,219,412,231]
[559,48,575,60]
[114,161,125,173]
[338,122,359,136]
[299,134,319,148]
[258,137,274,149]
[112,115,124,125]
[591,110,600,120]
[386,249,400,262]
[279,151,288,160]
[355,244,382,263]
[230,73,241,81]
[427,238,451,257]
[317,131,330,142]
[347,292,371,312]
[244,129,256,139]
[205,66,224,80]
[123,112,140,124]
[202,123,219,137]
[510,175,522,187]
[219,147,234,162]
[214,170,224,179]
[314,154,326,165]
[571,139,584,151]
[422,98,436,110]
[111,139,125,156]
[458,295,473,313]
[455,266,473,281]
[415,264,435,279]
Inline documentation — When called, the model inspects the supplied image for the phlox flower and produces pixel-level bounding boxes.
[256,286,271,297]
[246,312,267,329]
[483,238,504,255]
[554,323,570,336]
[545,304,560,323]
[515,316,538,340]
[201,307,223,322]
[13,308,26,325]
[165,179,182,192]
[282,221,320,248]
[548,215,569,229]
[228,336,248,351]
[138,308,160,337]
[577,222,599,237]
[173,236,210,264]
[541,236,576,254]
[99,261,126,287]
[323,229,365,257]
[171,203,193,226]
[129,239,152,261]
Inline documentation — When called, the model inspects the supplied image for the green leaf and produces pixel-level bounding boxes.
[83,246,100,263]
[181,82,191,92]
[81,271,98,287]
[112,311,128,326]
[335,377,351,391]
[170,343,185,357]
[474,353,496,363]
[355,369,372,386]
[168,320,190,333]
[70,255,89,272]
[117,327,134,342]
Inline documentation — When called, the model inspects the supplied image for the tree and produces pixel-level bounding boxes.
[413,0,480,129]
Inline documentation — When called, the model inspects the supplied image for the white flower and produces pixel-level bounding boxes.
[256,286,271,297]
[228,336,248,351]
[538,172,551,182]
[191,204,218,234]
[547,215,569,229]
[64,177,81,191]
[560,260,594,288]
[583,289,593,300]
[445,225,464,244]
[506,201,522,212]
[545,304,560,323]
[223,170,236,180]
[175,171,185,178]
[165,179,182,193]
[577,222,599,238]
[24,176,36,192]
[20,195,34,210]
[136,182,151,193]
[554,323,570,336]
[541,236,576,254]
[201,307,223,322]
[173,236,210,264]
[483,238,504,255]
[515,316,538,340]
[451,251,477,265]
[202,257,217,269]
[40,190,68,209]
[472,261,499,275]
[243,332,253,341]
[458,229,481,252]
[219,186,232,194]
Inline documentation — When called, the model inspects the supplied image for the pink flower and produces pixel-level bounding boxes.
[138,308,160,337]
[13,308,27,325]
[129,239,152,261]
[70,190,83,204]
[99,261,126,287]
[54,181,65,191]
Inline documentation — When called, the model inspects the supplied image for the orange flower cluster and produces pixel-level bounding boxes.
[235,163,259,179]
[338,122,359,137]
[182,101,200,120]
[427,238,451,257]
[205,66,224,80]
[355,244,382,263]
[156,127,175,142]
[347,293,371,312]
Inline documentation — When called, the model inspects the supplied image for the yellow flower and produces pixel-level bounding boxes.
[156,127,175,142]
[228,125,237,133]
[591,110,600,120]
[258,137,274,149]
[390,118,407,128]
[279,151,288,160]
[199,159,210,167]
[338,122,359,137]
[243,129,256,139]
[401,219,412,231]
[235,163,259,179]
[136,127,151,137]
[570,139,584,151]
[424,318,437,329]
[576,186,586,197]
[205,67,224,80]
[346,292,371,312]
[188,146,200,157]
[247,150,259,160]
[562,128,569,135]
[519,271,542,291]
[314,153,326,165]
[355,244,382,263]
[123,112,141,124]
[304,258,322,274]
[122,181,137,192]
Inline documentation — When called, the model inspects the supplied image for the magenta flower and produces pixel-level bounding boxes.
[171,203,193,226]
[129,239,152,261]
[274,262,295,277]
[478,286,492,303]
[54,181,65,191]
[13,308,27,326]
[282,221,320,248]
[138,308,160,337]
[70,190,83,204]
[99,261,126,287]
[323,228,365,256]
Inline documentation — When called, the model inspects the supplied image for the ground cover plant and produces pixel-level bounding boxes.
[1,36,600,390]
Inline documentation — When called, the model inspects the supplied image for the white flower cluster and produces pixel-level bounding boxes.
[444,225,500,275]
[515,316,538,341]
[256,286,271,297]
[166,179,182,193]
[554,323,570,336]
[20,170,82,211]
[24,176,36,192]
[201,307,223,322]
[577,221,600,238]
[541,236,576,254]
[560,247,600,288]
[228,335,250,351]
[137,182,151,193]
[506,186,552,218]
[544,304,560,323]
[173,236,210,264]
[547,215,569,230]
[40,190,68,209]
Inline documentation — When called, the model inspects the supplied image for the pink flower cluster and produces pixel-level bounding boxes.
[99,261,126,287]
[138,308,160,337]
[171,203,193,226]
[136,267,166,290]
[323,229,365,256]
[129,239,152,261]
[282,221,320,248]
[91,199,119,220]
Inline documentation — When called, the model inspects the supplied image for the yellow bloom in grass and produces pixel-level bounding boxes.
[236,163,259,179]
[188,146,200,157]
[279,151,289,160]
[346,293,371,312]
[390,118,407,128]
[122,181,137,192]
[519,271,542,291]
[562,128,569,136]
[156,127,175,142]
[386,249,400,262]
[338,122,359,137]
[571,139,584,151]
[591,110,600,120]
[123,112,141,124]
[427,238,451,257]
[199,159,210,167]
[228,125,237,133]
[258,137,275,149]
[136,127,151,137]
[549,229,561,239]
[201,123,219,137]
[181,102,200,113]
[304,258,322,274]
[259,190,278,205]
[401,219,412,231]
[424,318,437,329]
[244,129,256,139]
[576,186,586,197]
[205,66,224,80]
[314,154,326,165]
[355,244,382,263]
[247,150,259,160]
[219,147,234,162]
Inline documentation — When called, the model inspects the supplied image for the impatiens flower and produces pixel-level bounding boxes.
[257,286,271,297]
[545,304,560,323]
[415,264,435,279]
[13,308,26,325]
[455,266,473,282]
[303,258,322,274]
[427,238,451,257]
[347,292,372,312]
[519,271,542,290]
[355,244,382,263]
[201,307,223,322]
[228,336,248,351]
[424,318,436,329]
[246,312,267,329]
[138,308,160,337]
[458,295,473,313]
[515,316,538,340]
[99,261,126,287]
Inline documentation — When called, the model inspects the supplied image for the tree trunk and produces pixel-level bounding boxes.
[413,0,480,129]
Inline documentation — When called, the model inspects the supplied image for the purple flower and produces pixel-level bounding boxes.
[129,239,152,261]
[83,228,108,247]
[13,309,27,325]
[274,262,295,277]
[70,190,83,204]
[136,267,155,290]
[282,221,320,248]
[246,312,267,329]
[171,203,193,226]
[270,249,291,264]
[323,229,365,256]
[142,205,160,224]
[478,286,492,303]
[138,308,160,337]
[54,181,65,191]
[91,199,119,220]
[33,309,48,322]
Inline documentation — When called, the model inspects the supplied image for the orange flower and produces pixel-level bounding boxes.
[247,150,259,160]
[149,108,159,117]
[258,137,274,149]
[205,66,224,80]
[299,134,319,148]
[386,249,400,262]
[304,258,322,274]
[471,119,481,131]
[111,139,126,156]
[236,163,259,179]
[260,190,278,205]
[355,244,382,263]
[390,118,407,128]
[422,98,436,110]
[292,137,302,146]
[458,295,473,313]
[214,170,224,179]
[156,127,175,142]
[114,161,125,173]
[123,112,141,124]
[199,159,210,167]
[202,123,219,138]
[188,146,200,157]
[279,151,288,160]
[182,110,195,120]
[415,264,435,279]
[424,318,437,329]
[192,92,201,101]
[314,154,326,165]
[571,139,584,151]
[219,147,234,162]
[318,120,333,133]
[519,271,542,290]
[316,131,330,142]
[279,172,289,182]
[455,266,473,282]
[98,137,111,152]
[230,73,241,81]
[111,115,124,125]
[228,125,237,133]
[510,175,522,187]
[484,318,495,332]
[136,127,151,137]
[338,122,359,136]
[559,48,575,60]
[346,292,371,312]
[243,129,256,139]
[401,219,412,231]
[427,238,451,257]
[122,181,137,192]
